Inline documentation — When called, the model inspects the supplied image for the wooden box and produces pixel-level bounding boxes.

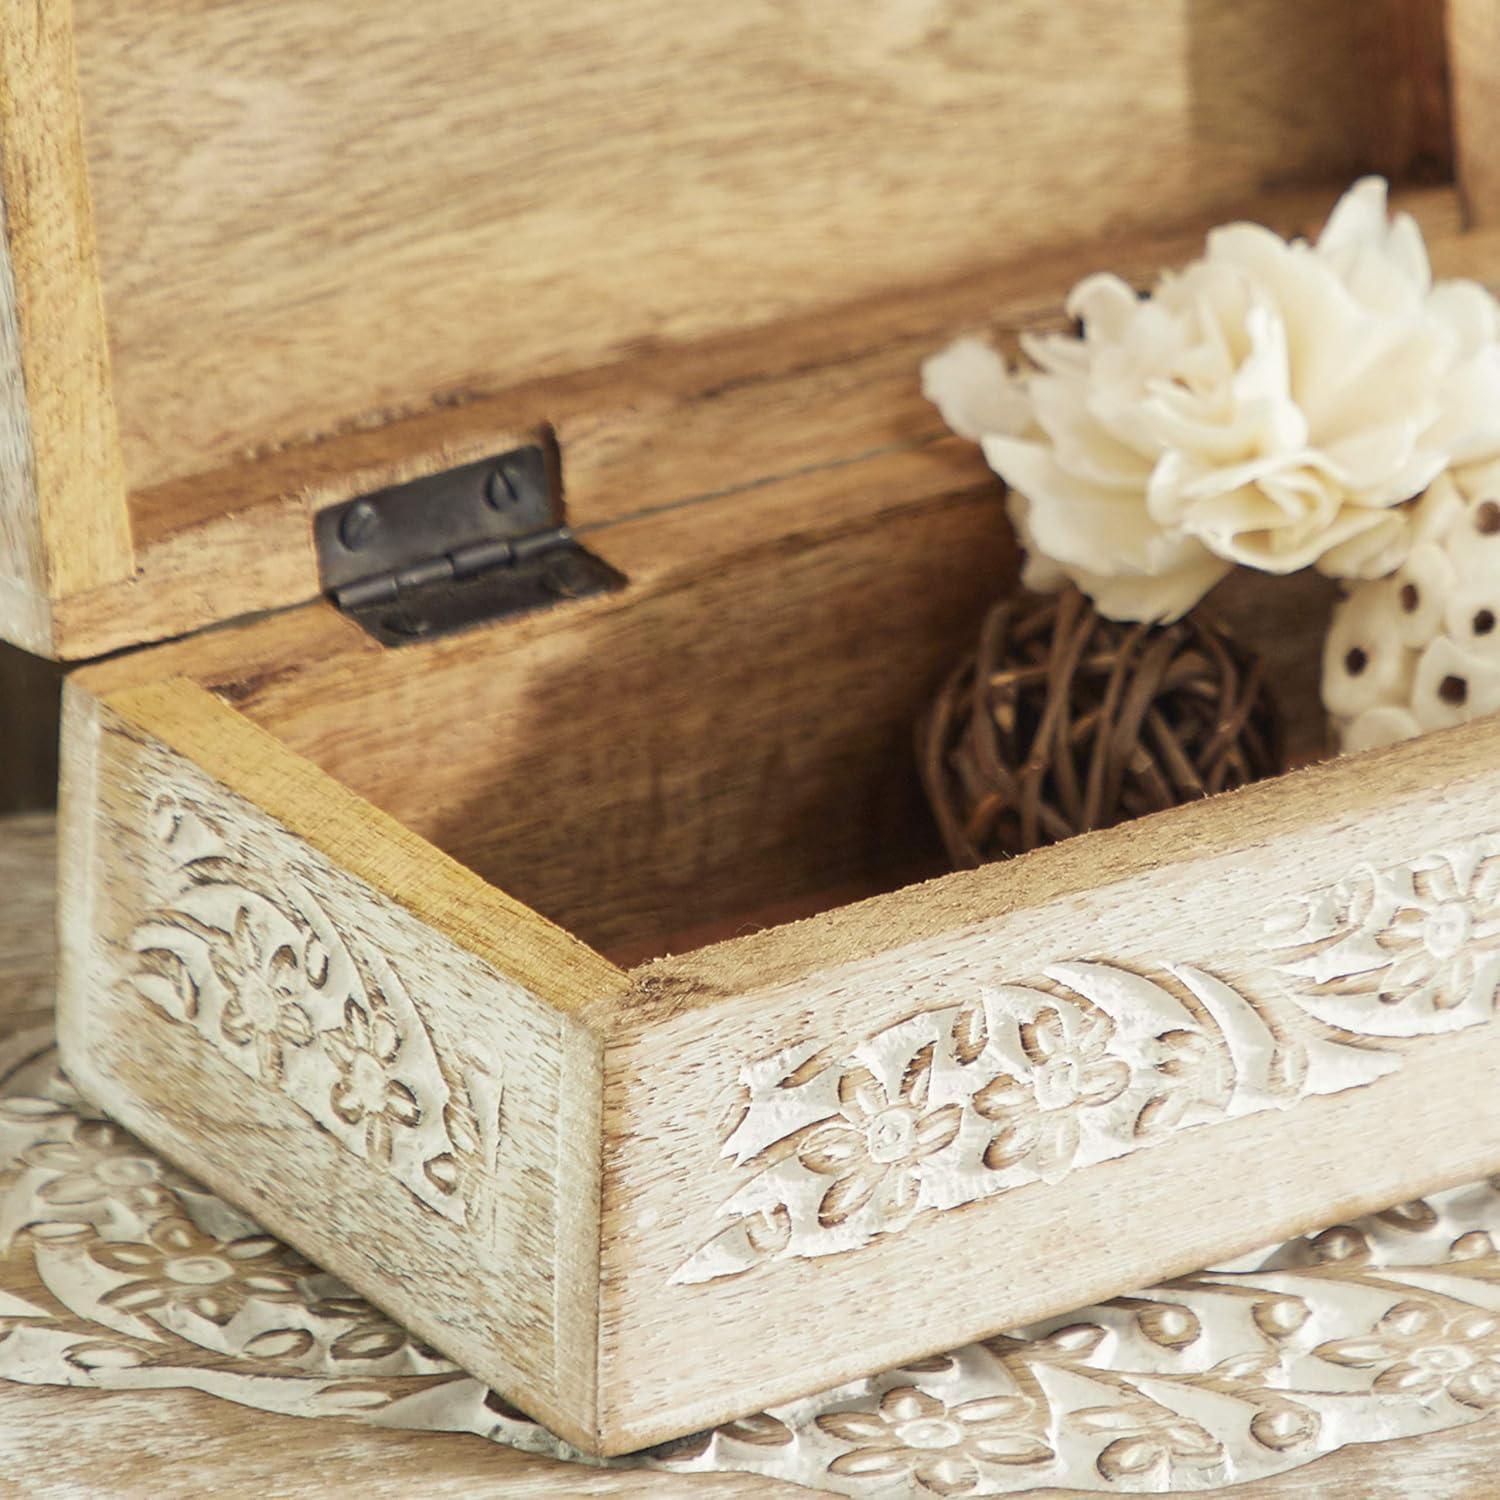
[8,0,1500,1463]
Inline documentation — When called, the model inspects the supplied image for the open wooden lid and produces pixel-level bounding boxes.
[0,1,1455,659]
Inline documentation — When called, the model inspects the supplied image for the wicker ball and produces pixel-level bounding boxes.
[919,588,1283,868]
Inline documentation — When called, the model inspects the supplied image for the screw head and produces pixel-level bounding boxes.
[339,499,380,550]
[486,464,521,509]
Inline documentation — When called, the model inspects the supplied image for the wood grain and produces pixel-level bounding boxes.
[58,664,1500,1447]
[0,0,1475,660]
[29,181,1482,662]
[73,442,1012,960]
[589,712,1500,1446]
[0,810,54,1030]
[1361,0,1453,185]
[68,450,1337,967]
[0,158,48,657]
[0,0,132,652]
[1448,0,1500,223]
[67,0,1375,496]
[56,684,618,1449]
[0,1386,798,1499]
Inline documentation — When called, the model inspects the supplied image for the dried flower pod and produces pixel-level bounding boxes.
[1326,461,1500,752]
[919,589,1283,868]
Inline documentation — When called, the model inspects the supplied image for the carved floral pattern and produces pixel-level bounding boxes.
[89,1218,308,1326]
[1266,834,1500,1035]
[323,997,423,1164]
[21,1120,179,1217]
[798,1047,961,1232]
[675,963,1395,1284]
[211,907,318,1081]
[674,835,1500,1286]
[5,1025,1500,1494]
[1315,1300,1500,1409]
[118,794,501,1224]
[814,1387,1053,1495]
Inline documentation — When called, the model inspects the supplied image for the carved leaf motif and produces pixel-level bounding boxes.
[675,961,1398,1286]
[117,799,501,1225]
[127,949,200,1022]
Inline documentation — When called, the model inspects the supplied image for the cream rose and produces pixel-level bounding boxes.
[924,179,1500,621]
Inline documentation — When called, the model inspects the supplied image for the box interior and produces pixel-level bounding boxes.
[141,507,1337,970]
[73,0,1410,501]
[1,0,1453,659]
[25,0,1469,956]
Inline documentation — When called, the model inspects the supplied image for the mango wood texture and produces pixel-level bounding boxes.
[0,810,55,1029]
[73,443,1015,960]
[57,636,1500,1452]
[8,1397,1500,1500]
[1366,0,1453,185]
[11,181,1489,663]
[12,810,1500,1494]
[0,0,132,656]
[0,0,1466,657]
[56,681,615,1450]
[70,0,1380,496]
[0,1388,791,1500]
[1448,0,1500,224]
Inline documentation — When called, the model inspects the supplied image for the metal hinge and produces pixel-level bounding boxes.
[314,443,624,646]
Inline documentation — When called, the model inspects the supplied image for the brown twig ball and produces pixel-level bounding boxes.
[919,588,1284,868]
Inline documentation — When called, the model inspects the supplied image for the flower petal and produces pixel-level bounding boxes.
[817,1165,884,1228]
[814,1410,889,1443]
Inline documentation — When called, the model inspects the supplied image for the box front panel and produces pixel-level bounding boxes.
[56,688,604,1446]
[600,718,1500,1447]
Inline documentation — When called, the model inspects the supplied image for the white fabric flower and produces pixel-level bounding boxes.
[1326,461,1500,752]
[924,179,1500,621]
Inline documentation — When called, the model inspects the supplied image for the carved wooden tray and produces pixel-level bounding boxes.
[7,811,1500,1497]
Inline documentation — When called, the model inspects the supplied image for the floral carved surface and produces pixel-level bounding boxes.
[674,962,1398,1285]
[118,793,502,1225]
[676,835,1500,1288]
[5,1023,1500,1495]
[1266,834,1500,1036]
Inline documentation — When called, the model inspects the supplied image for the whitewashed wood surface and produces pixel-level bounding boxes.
[5,810,1500,1495]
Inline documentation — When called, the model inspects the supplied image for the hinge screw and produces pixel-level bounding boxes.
[486,463,522,509]
[339,498,380,550]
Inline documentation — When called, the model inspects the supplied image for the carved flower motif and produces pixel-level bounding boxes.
[816,1387,1052,1495]
[975,1005,1130,1175]
[924,178,1500,622]
[1316,1300,1500,1407]
[1298,851,1500,1013]
[213,907,317,1081]
[21,1120,177,1217]
[797,1047,961,1230]
[323,998,422,1164]
[90,1218,307,1326]
[1369,855,1500,1010]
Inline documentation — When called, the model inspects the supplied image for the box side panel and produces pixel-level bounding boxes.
[0,0,132,655]
[598,716,1500,1448]
[0,158,47,654]
[56,684,605,1447]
